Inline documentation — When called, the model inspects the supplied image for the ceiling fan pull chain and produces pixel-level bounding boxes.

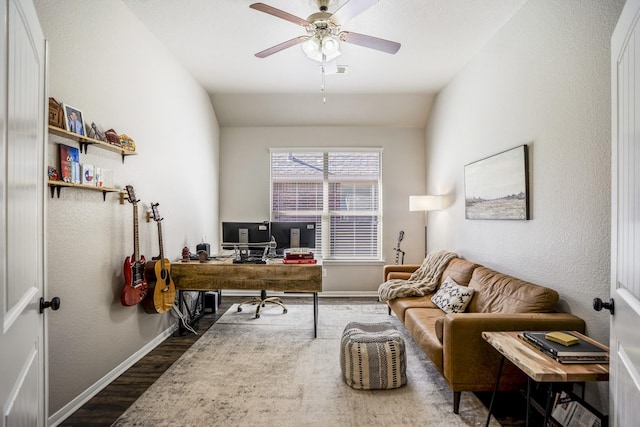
[321,59,327,104]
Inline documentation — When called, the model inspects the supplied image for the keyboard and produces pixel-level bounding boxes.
[233,258,266,264]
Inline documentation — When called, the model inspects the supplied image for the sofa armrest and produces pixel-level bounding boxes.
[441,313,585,392]
[383,264,421,281]
[387,272,412,280]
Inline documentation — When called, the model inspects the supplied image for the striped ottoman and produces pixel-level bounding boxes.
[340,321,407,390]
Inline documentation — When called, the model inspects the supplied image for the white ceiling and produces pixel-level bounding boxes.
[122,0,527,127]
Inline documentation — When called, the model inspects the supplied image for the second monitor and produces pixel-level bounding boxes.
[222,221,270,251]
[270,221,316,254]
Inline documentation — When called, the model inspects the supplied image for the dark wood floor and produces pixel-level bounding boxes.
[60,296,528,426]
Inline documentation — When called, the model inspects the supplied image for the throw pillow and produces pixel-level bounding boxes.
[431,276,475,314]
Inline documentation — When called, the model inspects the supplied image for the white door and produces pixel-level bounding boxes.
[611,0,640,425]
[0,0,47,426]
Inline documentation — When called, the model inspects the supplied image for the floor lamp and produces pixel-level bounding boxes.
[409,195,444,257]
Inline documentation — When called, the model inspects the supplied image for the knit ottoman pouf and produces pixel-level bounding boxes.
[340,321,407,390]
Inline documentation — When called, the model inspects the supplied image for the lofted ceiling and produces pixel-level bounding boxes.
[122,0,527,127]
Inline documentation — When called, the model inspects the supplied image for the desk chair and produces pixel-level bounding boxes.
[237,290,288,319]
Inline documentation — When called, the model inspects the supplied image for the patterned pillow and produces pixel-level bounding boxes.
[431,276,475,313]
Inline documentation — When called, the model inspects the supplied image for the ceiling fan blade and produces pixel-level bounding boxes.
[339,31,401,54]
[330,0,378,26]
[255,36,309,58]
[249,3,309,27]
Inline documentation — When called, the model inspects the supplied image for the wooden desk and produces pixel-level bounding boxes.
[171,259,323,336]
[482,331,609,427]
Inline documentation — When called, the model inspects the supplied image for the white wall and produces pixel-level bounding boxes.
[424,0,623,410]
[34,0,220,419]
[219,126,427,293]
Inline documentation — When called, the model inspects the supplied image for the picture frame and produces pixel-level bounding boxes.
[464,145,530,220]
[62,103,86,136]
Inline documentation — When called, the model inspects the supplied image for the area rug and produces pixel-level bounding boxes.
[112,304,499,426]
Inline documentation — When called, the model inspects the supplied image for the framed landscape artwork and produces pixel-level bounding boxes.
[464,145,530,220]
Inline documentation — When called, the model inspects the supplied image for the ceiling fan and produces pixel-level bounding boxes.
[249,0,401,65]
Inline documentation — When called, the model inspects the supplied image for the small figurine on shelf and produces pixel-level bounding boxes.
[104,129,121,146]
[86,122,106,142]
[181,246,190,262]
[47,166,58,181]
[48,98,64,128]
[119,134,136,151]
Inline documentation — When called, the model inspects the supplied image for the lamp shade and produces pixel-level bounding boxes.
[409,195,444,211]
[321,35,340,56]
[302,36,322,58]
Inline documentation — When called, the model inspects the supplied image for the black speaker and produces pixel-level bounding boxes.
[204,291,217,314]
[196,243,210,257]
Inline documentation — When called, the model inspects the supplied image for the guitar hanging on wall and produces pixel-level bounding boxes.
[143,203,176,314]
[121,185,148,306]
[394,230,405,265]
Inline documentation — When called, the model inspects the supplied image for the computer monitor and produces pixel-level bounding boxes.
[221,221,270,251]
[270,221,316,254]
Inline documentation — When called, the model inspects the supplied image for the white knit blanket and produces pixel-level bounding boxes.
[378,250,458,302]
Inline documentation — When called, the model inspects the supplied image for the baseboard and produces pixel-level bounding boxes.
[47,323,177,427]
[220,290,379,298]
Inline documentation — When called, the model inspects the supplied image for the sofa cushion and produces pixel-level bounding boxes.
[404,308,445,373]
[467,267,559,313]
[388,295,438,322]
[431,277,475,313]
[439,258,480,287]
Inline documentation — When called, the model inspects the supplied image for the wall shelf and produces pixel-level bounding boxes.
[48,180,122,201]
[48,125,137,163]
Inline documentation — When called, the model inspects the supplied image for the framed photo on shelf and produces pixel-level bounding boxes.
[464,145,530,220]
[62,103,86,136]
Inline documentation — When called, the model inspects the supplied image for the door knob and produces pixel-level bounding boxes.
[593,297,614,315]
[40,297,61,313]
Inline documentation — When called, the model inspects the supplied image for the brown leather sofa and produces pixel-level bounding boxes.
[383,257,585,414]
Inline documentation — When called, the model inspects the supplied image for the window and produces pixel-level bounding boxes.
[271,149,382,260]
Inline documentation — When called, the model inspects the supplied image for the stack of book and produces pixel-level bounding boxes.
[520,331,609,364]
[283,249,316,264]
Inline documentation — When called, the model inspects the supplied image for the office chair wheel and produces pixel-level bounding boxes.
[283,308,288,314]
[237,307,243,312]
[255,313,260,319]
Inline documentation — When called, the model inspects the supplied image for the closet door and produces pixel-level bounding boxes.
[611,0,640,424]
[0,0,47,425]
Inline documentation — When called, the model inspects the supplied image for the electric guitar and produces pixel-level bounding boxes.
[121,185,148,306]
[394,230,405,265]
[143,203,175,314]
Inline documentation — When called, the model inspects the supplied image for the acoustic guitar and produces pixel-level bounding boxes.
[120,185,148,306]
[143,203,175,314]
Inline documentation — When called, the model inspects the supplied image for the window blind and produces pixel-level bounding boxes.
[271,150,382,260]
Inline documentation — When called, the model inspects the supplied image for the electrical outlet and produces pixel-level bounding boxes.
[322,268,327,277]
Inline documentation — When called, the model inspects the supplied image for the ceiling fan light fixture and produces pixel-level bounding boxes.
[321,35,340,56]
[302,35,341,62]
[302,36,322,58]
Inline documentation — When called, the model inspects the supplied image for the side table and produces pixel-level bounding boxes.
[482,331,609,427]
